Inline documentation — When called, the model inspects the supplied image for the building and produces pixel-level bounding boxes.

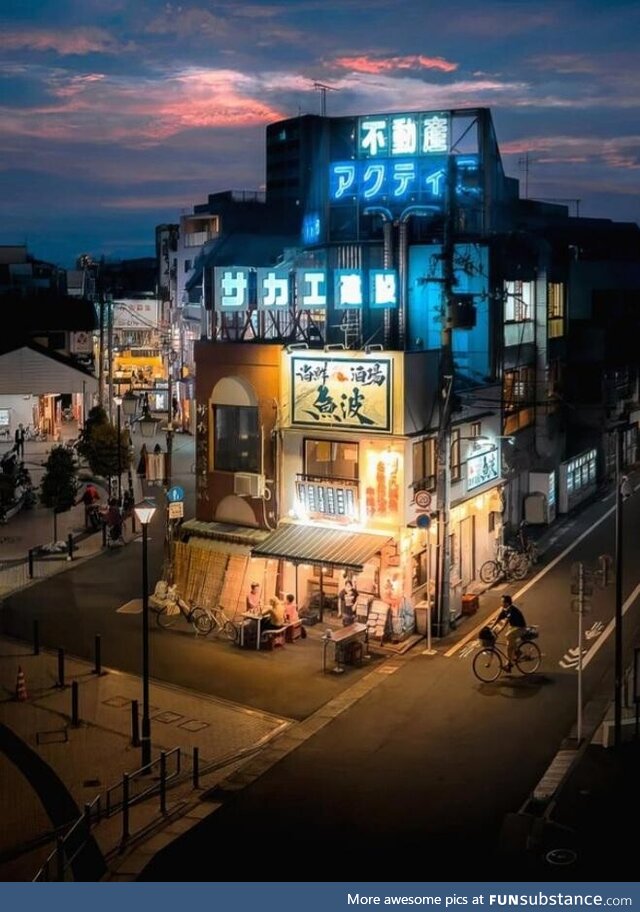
[181,106,639,639]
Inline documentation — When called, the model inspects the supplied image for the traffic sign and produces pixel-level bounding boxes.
[166,486,184,503]
[415,490,432,510]
[416,513,431,530]
[168,501,184,519]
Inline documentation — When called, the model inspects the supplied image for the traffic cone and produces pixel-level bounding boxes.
[15,665,28,702]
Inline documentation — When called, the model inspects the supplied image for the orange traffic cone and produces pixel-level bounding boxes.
[15,665,28,702]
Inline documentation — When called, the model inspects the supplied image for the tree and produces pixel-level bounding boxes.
[77,404,129,490]
[40,445,78,542]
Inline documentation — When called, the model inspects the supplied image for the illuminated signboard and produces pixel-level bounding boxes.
[359,113,450,158]
[467,447,500,491]
[329,155,479,205]
[213,267,397,310]
[291,356,392,432]
[295,479,359,522]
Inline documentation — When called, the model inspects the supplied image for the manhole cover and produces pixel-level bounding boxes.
[153,710,183,724]
[545,848,578,866]
[102,695,130,708]
[179,719,210,732]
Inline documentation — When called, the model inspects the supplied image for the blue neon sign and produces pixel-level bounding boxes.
[329,156,479,205]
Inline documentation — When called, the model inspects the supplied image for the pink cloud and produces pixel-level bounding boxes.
[0,28,128,56]
[333,54,457,74]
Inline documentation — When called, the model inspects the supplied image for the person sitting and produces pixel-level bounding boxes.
[263,595,286,630]
[284,593,307,639]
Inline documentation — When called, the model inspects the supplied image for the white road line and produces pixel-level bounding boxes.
[582,580,640,668]
[444,504,616,658]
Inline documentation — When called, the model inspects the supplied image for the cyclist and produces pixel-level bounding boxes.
[492,594,528,671]
[77,483,101,530]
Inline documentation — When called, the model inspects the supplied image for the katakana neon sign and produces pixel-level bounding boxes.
[329,155,479,204]
[214,267,398,311]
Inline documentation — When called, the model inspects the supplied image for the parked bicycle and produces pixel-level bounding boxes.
[479,542,528,584]
[472,624,541,682]
[155,596,212,633]
[515,520,539,566]
[201,606,239,642]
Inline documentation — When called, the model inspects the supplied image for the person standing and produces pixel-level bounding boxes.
[245,582,261,614]
[339,579,358,626]
[14,424,25,460]
[137,444,148,481]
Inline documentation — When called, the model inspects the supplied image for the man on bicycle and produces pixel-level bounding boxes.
[492,594,527,671]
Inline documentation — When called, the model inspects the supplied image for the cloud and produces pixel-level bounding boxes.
[500,135,640,171]
[0,27,129,56]
[332,54,458,75]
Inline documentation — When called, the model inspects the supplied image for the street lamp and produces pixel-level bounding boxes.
[121,389,138,420]
[134,497,157,768]
[114,395,122,504]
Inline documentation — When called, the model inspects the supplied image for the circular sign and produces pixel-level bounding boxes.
[415,490,432,509]
[166,485,185,503]
[416,513,431,530]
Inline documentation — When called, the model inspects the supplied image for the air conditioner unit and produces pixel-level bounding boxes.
[234,472,266,498]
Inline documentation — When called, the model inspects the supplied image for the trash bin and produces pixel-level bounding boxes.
[461,594,479,616]
[414,600,431,635]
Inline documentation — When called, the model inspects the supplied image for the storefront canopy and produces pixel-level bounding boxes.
[251,523,392,572]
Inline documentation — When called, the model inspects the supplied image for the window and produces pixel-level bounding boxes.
[304,440,359,480]
[450,428,461,482]
[503,366,535,433]
[413,437,436,492]
[213,405,259,473]
[504,280,533,322]
[0,409,9,427]
[184,259,192,273]
[548,283,565,338]
[470,421,482,438]
[411,550,428,591]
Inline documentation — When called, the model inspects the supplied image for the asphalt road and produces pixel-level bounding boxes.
[2,454,639,881]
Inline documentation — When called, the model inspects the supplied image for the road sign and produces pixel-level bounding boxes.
[166,486,184,503]
[415,490,432,509]
[168,502,184,519]
[416,513,431,530]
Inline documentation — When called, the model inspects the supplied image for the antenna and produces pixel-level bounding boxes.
[312,81,338,117]
[518,152,534,199]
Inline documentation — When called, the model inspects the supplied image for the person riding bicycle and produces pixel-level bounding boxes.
[77,483,101,529]
[492,594,527,671]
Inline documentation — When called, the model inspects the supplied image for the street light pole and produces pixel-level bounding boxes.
[134,499,156,769]
[115,397,122,505]
[614,426,624,748]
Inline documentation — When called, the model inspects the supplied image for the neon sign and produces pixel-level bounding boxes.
[467,447,500,491]
[329,156,479,204]
[213,267,398,311]
[359,113,450,158]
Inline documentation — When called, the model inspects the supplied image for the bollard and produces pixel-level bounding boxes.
[131,700,140,747]
[193,746,200,789]
[93,634,102,676]
[71,681,79,726]
[121,773,130,847]
[28,548,35,579]
[130,510,136,534]
[56,648,65,688]
[84,803,92,834]
[33,619,40,656]
[160,751,167,815]
[101,522,107,548]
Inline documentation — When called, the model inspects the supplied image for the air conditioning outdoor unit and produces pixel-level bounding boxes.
[233,472,266,498]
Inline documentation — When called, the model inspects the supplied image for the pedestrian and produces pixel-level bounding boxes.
[137,443,148,480]
[339,579,358,626]
[14,424,25,459]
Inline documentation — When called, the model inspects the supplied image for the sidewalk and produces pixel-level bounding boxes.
[0,637,291,881]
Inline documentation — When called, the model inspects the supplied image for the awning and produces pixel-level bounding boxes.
[0,345,98,395]
[180,519,271,547]
[251,523,392,572]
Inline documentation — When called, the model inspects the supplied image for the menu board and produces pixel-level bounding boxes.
[295,480,359,521]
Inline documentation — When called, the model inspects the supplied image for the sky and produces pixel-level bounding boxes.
[0,0,639,268]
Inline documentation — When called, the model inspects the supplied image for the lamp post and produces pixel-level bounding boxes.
[138,395,159,439]
[114,395,122,504]
[134,498,157,769]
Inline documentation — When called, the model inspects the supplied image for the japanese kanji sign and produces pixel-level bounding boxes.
[291,356,392,432]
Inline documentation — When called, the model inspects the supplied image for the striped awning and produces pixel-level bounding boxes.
[251,523,391,572]
[180,519,271,547]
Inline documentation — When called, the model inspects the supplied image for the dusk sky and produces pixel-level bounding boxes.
[1,0,639,268]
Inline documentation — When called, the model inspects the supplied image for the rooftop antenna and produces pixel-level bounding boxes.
[313,81,339,117]
[518,152,534,199]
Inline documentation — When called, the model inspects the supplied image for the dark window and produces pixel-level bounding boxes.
[413,438,436,492]
[213,405,259,473]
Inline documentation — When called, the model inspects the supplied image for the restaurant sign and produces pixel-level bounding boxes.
[291,356,392,432]
[467,447,500,491]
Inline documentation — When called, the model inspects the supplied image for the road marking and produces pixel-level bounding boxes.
[584,620,604,641]
[559,647,587,669]
[444,504,616,657]
[582,580,640,668]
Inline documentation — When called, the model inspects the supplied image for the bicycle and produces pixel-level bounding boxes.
[479,542,528,584]
[472,625,541,682]
[516,520,539,566]
[201,605,239,643]
[155,596,213,634]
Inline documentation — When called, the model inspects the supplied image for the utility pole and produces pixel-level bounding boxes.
[97,261,105,409]
[434,155,457,637]
[614,426,624,748]
[107,294,114,422]
[313,81,338,117]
